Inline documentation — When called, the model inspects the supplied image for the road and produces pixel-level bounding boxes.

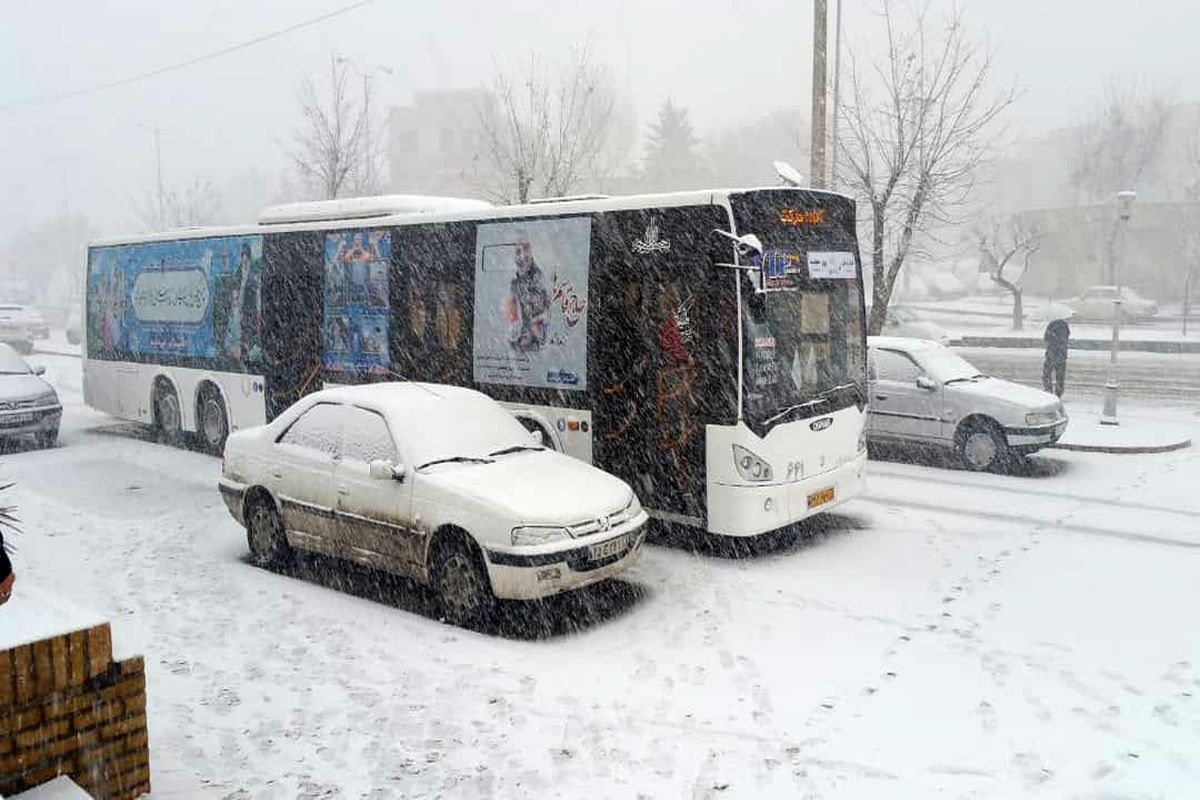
[6,353,1200,797]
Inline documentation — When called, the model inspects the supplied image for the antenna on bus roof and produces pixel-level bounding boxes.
[773,161,805,188]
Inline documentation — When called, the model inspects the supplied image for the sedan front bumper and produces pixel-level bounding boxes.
[1005,418,1068,451]
[0,405,61,438]
[484,515,647,601]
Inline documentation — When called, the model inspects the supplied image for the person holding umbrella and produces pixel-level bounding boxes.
[1042,310,1072,398]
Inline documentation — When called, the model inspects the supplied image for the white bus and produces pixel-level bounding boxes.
[84,188,868,537]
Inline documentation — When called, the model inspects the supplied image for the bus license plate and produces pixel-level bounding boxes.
[590,534,629,561]
[807,487,835,510]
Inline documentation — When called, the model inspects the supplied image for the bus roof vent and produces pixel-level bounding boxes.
[257,194,492,225]
[527,194,610,204]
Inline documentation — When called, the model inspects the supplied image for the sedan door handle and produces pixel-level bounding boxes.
[874,394,888,401]
[336,485,349,496]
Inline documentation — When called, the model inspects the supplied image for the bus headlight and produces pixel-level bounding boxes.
[732,444,773,482]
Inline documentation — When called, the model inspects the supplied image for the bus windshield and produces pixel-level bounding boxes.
[730,190,867,431]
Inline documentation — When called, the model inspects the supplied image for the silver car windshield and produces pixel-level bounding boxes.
[0,347,31,375]
[917,346,984,384]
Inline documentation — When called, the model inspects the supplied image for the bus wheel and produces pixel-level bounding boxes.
[198,385,228,455]
[153,381,183,446]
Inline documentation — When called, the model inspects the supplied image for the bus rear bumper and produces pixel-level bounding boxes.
[706,450,867,537]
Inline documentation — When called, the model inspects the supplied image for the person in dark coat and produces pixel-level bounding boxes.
[0,532,13,606]
[1043,316,1071,397]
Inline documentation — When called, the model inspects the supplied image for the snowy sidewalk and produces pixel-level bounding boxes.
[1051,400,1194,454]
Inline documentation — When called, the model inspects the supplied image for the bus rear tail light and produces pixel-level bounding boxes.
[732,444,773,482]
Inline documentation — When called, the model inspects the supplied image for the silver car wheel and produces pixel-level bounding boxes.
[963,430,998,470]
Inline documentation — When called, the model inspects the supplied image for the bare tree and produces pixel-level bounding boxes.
[288,56,369,200]
[977,215,1040,331]
[471,46,625,204]
[1068,82,1172,204]
[135,178,222,230]
[837,1,1015,334]
[1068,83,1172,283]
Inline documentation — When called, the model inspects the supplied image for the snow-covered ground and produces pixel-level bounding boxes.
[4,354,1199,798]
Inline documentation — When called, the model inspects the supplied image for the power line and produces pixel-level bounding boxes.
[0,0,376,113]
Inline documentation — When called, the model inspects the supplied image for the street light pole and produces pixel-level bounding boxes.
[1101,190,1136,426]
[810,0,828,190]
[336,56,393,195]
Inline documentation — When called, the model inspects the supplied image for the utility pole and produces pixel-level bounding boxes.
[810,0,828,190]
[828,0,843,191]
[154,126,164,228]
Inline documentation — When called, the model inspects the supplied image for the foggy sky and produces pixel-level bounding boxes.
[2,0,1198,243]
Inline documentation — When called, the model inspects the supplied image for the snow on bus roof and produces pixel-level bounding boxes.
[257,194,493,225]
[89,186,855,247]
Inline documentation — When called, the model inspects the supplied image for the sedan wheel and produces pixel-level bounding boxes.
[247,500,290,567]
[434,543,492,623]
[959,425,1007,472]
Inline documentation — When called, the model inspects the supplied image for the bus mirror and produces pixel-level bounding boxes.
[712,229,764,259]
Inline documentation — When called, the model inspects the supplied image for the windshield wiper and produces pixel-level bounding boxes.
[417,455,495,470]
[762,382,863,426]
[487,445,543,457]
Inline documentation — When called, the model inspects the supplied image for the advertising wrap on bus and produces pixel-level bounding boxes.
[87,235,264,363]
[323,229,391,376]
[472,217,591,391]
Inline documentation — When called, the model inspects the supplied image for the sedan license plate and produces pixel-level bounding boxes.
[589,533,630,561]
[1,412,34,425]
[807,486,835,510]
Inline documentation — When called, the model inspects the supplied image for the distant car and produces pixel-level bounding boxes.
[0,344,61,448]
[0,305,34,354]
[22,306,49,340]
[219,382,648,621]
[874,305,951,345]
[65,308,81,345]
[867,336,1067,471]
[1066,286,1157,323]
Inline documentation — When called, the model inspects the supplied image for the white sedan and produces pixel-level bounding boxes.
[867,337,1068,471]
[219,383,647,620]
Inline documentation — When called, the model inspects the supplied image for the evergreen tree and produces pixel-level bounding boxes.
[642,99,703,190]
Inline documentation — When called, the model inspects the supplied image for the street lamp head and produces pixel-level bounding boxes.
[1117,190,1137,221]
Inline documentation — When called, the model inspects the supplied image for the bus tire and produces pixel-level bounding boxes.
[430,529,494,625]
[153,380,183,446]
[245,491,291,568]
[197,383,228,455]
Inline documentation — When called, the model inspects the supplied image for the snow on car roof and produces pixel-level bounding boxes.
[867,335,942,352]
[306,381,488,414]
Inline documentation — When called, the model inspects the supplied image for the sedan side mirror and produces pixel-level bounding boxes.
[369,460,406,482]
[916,375,937,391]
[33,365,45,376]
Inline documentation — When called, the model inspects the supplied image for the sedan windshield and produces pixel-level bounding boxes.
[398,395,538,469]
[0,347,31,374]
[918,346,984,384]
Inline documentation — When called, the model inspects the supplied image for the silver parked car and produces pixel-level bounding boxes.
[1066,286,1157,323]
[0,344,61,448]
[867,336,1067,471]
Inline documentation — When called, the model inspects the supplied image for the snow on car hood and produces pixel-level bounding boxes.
[420,450,633,526]
[0,374,53,402]
[949,376,1058,410]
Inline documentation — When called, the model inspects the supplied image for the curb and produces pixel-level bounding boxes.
[1048,438,1192,455]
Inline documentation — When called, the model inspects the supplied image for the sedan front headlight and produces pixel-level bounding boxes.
[1025,409,1059,426]
[511,526,571,546]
